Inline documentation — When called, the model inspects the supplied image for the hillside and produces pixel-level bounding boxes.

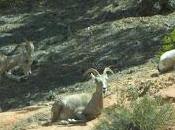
[0,0,175,129]
[1,60,175,130]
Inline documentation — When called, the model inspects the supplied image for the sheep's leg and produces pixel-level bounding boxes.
[43,119,70,126]
[51,101,63,122]
[66,112,87,124]
[10,66,19,73]
[11,66,29,79]
[75,111,86,120]
[55,113,87,125]
[57,120,70,125]
[43,103,64,126]
[67,118,86,124]
[5,71,21,82]
[5,67,29,81]
[56,119,86,125]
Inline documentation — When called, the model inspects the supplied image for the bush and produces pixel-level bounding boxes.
[157,29,175,57]
[95,96,175,130]
[132,96,174,130]
[94,105,133,130]
[162,29,175,51]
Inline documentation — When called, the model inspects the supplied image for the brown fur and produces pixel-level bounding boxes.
[0,41,34,81]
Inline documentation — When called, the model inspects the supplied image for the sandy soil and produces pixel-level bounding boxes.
[0,94,118,130]
[1,62,175,130]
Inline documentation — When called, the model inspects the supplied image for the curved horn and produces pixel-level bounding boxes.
[83,68,100,77]
[103,67,114,75]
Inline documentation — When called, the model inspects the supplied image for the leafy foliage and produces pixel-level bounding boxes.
[157,29,175,56]
[95,96,175,130]
[95,106,133,130]
[132,96,174,130]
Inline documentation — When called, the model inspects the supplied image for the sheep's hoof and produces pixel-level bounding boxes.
[68,118,77,122]
[19,75,28,81]
[59,120,69,125]
[42,120,52,126]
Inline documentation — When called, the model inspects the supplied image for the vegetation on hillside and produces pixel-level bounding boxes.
[95,89,175,130]
[0,1,175,129]
[1,0,174,111]
[154,29,175,60]
[161,29,175,52]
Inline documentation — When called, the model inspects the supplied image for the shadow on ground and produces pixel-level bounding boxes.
[0,0,170,111]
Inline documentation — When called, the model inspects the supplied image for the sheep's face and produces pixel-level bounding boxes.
[22,59,32,76]
[91,73,108,94]
[20,54,33,76]
[25,41,34,55]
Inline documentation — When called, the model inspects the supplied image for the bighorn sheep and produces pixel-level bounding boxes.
[0,41,34,81]
[51,67,114,124]
[157,49,175,73]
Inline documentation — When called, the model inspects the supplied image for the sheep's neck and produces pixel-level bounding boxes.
[6,55,21,71]
[83,85,103,119]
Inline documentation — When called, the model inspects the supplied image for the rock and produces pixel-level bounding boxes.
[156,86,175,101]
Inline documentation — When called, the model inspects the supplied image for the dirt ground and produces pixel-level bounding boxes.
[1,61,175,130]
[0,94,118,130]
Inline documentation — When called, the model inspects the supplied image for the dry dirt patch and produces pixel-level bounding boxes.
[0,106,48,130]
[0,94,118,130]
[1,62,175,130]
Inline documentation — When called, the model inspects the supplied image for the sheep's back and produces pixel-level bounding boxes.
[55,93,91,120]
[62,93,92,109]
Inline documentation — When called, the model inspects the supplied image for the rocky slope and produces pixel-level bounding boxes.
[0,0,175,113]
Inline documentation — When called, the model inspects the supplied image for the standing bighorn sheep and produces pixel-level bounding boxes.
[0,41,34,81]
[158,49,175,73]
[51,67,114,124]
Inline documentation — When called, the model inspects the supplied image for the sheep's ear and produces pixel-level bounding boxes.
[90,73,96,80]
[91,73,99,83]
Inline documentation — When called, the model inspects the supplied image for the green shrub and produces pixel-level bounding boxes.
[95,105,133,130]
[157,29,175,57]
[94,96,175,130]
[132,96,174,130]
[127,85,140,100]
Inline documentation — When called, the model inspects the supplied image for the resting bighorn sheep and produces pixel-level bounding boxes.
[51,67,114,124]
[157,49,175,73]
[0,41,34,81]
